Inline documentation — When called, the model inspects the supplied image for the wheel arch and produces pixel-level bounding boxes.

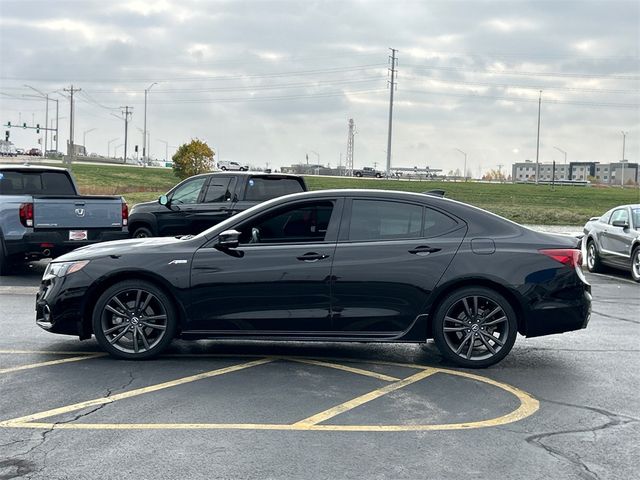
[81,270,186,339]
[424,277,527,338]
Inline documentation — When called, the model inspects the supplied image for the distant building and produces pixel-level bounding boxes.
[512,160,638,185]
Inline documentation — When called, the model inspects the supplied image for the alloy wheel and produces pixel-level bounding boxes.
[587,244,596,270]
[442,295,510,361]
[632,248,640,281]
[100,289,168,354]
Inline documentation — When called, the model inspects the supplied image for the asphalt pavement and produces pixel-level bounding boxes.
[0,263,638,480]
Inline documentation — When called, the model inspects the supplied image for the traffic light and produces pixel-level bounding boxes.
[5,130,9,141]
[36,124,40,133]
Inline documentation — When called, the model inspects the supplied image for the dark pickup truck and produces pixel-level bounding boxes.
[128,172,307,238]
[0,165,129,275]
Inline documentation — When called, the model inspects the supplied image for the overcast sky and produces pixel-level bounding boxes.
[1,0,638,174]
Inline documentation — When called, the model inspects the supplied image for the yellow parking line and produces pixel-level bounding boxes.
[293,367,438,427]
[0,350,101,355]
[287,358,400,382]
[0,357,273,427]
[0,353,106,374]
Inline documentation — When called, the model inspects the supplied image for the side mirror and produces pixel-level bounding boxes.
[612,220,629,229]
[217,229,240,249]
[159,194,169,206]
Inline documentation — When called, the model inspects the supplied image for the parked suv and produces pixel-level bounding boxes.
[218,160,249,171]
[0,165,129,275]
[128,172,307,238]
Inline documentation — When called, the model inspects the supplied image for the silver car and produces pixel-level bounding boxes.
[583,204,640,282]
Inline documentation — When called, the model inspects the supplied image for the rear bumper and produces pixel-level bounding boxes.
[523,285,592,337]
[6,229,129,258]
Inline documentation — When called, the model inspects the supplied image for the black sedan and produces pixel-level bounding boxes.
[583,204,640,282]
[36,189,591,367]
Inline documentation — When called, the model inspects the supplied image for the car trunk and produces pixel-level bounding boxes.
[33,196,124,229]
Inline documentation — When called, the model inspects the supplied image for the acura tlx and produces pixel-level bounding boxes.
[36,189,591,368]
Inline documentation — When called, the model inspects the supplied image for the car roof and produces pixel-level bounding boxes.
[189,171,303,179]
[0,164,69,172]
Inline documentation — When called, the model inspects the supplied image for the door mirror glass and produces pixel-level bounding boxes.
[159,194,169,206]
[612,220,629,228]
[218,229,240,249]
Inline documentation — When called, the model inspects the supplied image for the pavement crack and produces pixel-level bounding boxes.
[591,310,640,324]
[10,370,136,479]
[525,397,638,480]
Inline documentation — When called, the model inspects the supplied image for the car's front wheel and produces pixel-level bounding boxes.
[131,226,153,238]
[92,280,177,359]
[432,287,518,368]
[631,246,640,283]
[586,240,603,273]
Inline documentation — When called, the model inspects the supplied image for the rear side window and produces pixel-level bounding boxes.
[0,171,75,195]
[349,200,423,241]
[244,177,305,201]
[204,177,236,203]
[424,207,459,237]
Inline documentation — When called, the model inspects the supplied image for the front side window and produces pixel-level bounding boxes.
[239,200,334,244]
[171,177,207,204]
[610,208,629,225]
[349,200,423,241]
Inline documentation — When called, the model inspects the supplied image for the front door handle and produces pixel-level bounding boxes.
[409,245,441,256]
[297,252,330,262]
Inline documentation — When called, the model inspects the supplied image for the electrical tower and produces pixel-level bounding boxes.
[120,106,133,162]
[63,85,81,160]
[346,118,355,176]
[386,48,398,176]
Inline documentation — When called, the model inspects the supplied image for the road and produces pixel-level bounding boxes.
[0,263,638,480]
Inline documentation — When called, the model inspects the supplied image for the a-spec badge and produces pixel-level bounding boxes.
[168,259,188,265]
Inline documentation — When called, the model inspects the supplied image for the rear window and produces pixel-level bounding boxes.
[244,177,305,201]
[0,171,76,195]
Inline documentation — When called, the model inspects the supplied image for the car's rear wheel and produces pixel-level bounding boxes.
[586,240,603,273]
[432,287,517,368]
[220,166,227,171]
[131,226,153,238]
[355,172,362,177]
[92,280,177,359]
[631,246,640,283]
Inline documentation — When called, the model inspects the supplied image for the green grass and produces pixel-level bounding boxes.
[53,162,639,225]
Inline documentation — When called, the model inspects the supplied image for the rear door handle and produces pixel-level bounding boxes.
[409,245,441,256]
[297,252,330,262]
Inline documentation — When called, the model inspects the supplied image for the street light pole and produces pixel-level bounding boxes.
[143,82,158,167]
[83,128,97,155]
[107,138,119,158]
[621,131,628,187]
[455,148,467,181]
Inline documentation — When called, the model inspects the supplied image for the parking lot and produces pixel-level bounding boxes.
[0,263,638,480]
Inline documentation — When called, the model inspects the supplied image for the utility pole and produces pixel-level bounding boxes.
[621,130,628,187]
[535,90,542,184]
[386,48,398,176]
[143,82,158,167]
[54,98,59,152]
[63,85,81,161]
[120,106,133,163]
[346,118,355,176]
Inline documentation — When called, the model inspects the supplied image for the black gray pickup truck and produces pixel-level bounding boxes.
[0,165,129,275]
[128,172,307,237]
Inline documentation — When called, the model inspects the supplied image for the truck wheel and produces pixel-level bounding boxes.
[355,172,362,177]
[131,226,153,238]
[375,173,382,178]
[93,280,177,359]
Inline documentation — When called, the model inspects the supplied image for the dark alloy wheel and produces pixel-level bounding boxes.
[433,287,518,368]
[132,226,153,238]
[92,280,177,359]
[586,240,603,273]
[631,246,640,283]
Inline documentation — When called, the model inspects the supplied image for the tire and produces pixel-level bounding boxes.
[131,226,153,238]
[375,173,382,178]
[631,246,640,283]
[354,172,362,177]
[92,280,177,359]
[586,239,603,273]
[432,287,518,368]
[220,166,227,171]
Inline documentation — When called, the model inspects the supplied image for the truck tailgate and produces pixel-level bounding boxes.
[33,196,124,229]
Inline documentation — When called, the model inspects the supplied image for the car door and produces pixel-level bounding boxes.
[156,176,208,236]
[606,207,633,266]
[330,197,466,334]
[187,198,343,333]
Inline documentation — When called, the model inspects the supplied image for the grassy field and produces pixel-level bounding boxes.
[56,162,639,225]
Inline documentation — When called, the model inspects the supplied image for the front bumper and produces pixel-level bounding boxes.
[35,272,91,337]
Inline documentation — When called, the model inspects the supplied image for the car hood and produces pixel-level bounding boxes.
[54,236,185,262]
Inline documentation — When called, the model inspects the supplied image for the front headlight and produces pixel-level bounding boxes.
[43,260,90,280]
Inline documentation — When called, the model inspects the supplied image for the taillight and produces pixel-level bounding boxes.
[122,202,129,226]
[19,202,34,227]
[540,249,582,268]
